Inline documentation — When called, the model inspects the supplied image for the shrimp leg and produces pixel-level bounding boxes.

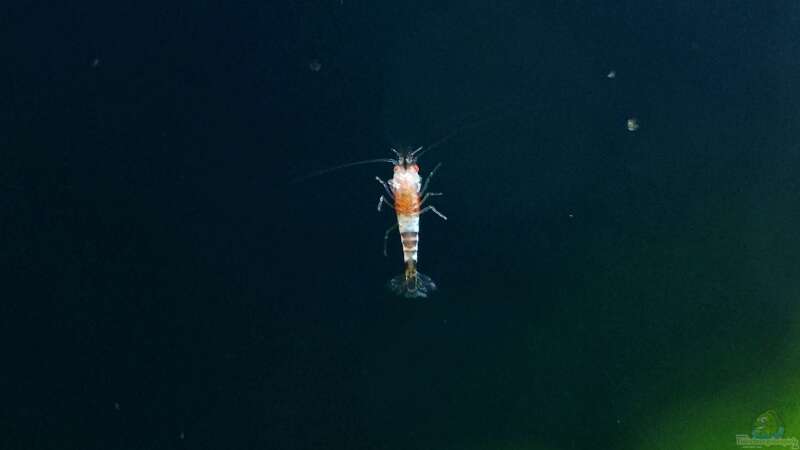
[421,192,442,204]
[377,195,394,212]
[420,163,442,194]
[420,205,447,220]
[375,176,394,199]
[383,223,398,256]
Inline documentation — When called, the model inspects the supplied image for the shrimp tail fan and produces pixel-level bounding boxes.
[387,262,436,299]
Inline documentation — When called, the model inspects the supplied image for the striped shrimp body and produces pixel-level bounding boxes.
[377,148,447,299]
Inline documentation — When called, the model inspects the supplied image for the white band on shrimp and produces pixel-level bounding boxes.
[397,215,419,233]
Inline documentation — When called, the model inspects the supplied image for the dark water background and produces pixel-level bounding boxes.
[2,1,799,449]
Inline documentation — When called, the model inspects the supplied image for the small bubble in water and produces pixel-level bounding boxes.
[308,60,322,72]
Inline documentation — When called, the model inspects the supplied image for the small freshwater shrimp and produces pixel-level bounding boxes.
[289,106,531,298]
[294,145,446,299]
[376,147,446,298]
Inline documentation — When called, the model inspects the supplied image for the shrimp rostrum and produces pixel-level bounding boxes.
[376,147,446,299]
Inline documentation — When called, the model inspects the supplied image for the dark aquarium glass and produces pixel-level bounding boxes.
[3,1,799,449]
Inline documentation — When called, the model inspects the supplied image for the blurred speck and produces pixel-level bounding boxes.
[179,432,185,440]
[113,402,120,411]
[91,58,100,68]
[309,60,322,72]
[607,70,616,79]
[626,118,639,132]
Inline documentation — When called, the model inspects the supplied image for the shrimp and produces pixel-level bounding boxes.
[292,145,447,299]
[292,106,527,297]
[376,147,447,299]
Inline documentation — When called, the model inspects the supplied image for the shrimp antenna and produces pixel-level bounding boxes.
[409,146,424,157]
[291,157,397,183]
[413,126,468,160]
[412,101,530,160]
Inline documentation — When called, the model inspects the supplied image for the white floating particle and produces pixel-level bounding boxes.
[607,70,616,79]
[626,118,639,132]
